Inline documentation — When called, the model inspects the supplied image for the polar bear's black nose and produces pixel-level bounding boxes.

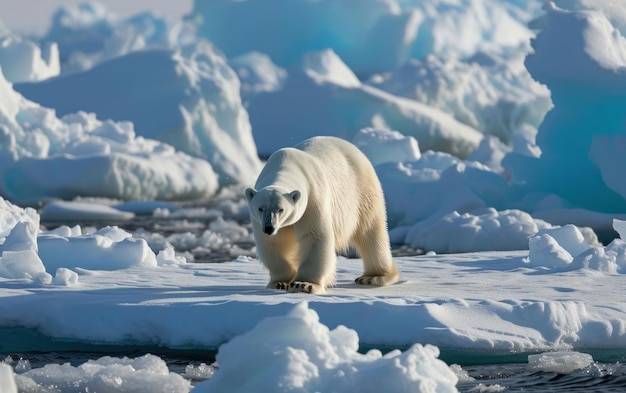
[263,225,275,235]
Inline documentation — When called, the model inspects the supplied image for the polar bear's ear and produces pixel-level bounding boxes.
[244,187,257,201]
[289,190,301,203]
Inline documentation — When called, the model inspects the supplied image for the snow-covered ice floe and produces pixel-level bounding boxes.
[0,196,625,354]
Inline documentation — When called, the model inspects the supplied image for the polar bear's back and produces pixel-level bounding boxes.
[295,136,386,250]
[295,136,378,184]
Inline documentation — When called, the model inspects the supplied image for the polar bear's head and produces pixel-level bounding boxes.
[245,187,304,236]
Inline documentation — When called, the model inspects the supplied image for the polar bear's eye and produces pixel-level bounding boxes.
[258,208,263,212]
[278,208,284,213]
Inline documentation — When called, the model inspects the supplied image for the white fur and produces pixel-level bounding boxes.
[245,136,399,294]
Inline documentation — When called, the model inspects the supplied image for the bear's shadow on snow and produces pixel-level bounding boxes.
[333,279,409,290]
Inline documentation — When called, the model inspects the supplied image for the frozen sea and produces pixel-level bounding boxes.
[1,0,626,391]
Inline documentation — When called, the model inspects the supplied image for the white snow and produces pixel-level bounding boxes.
[0,0,625,391]
[192,302,458,393]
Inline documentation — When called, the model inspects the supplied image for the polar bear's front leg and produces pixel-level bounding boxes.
[253,222,298,290]
[289,229,337,294]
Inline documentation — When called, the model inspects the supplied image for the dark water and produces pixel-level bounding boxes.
[4,348,626,391]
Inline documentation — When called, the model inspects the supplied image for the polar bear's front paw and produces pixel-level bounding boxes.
[288,281,324,294]
[268,281,290,290]
[355,275,389,286]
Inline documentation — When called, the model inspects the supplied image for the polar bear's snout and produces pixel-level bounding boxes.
[261,210,280,236]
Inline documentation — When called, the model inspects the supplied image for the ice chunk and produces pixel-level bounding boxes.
[528,234,574,269]
[40,201,134,222]
[156,246,186,266]
[534,225,590,258]
[193,302,458,393]
[38,226,157,272]
[407,208,548,253]
[184,363,216,381]
[230,51,287,99]
[18,354,190,393]
[613,219,626,240]
[53,267,79,286]
[0,197,39,242]
[353,128,421,166]
[528,351,593,374]
[0,363,17,393]
[301,49,361,88]
[0,35,60,82]
[0,249,51,283]
[379,152,508,228]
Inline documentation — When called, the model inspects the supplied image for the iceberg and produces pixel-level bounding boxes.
[15,42,261,188]
[506,3,626,213]
[0,66,218,204]
[190,0,537,76]
[247,50,483,157]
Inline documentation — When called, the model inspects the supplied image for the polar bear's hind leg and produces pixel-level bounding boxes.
[352,221,399,286]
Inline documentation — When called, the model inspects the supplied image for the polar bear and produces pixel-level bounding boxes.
[245,136,399,294]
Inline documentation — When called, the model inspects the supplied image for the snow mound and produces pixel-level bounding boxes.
[193,302,458,393]
[379,150,507,229]
[38,226,158,272]
[15,42,261,187]
[528,351,594,374]
[528,219,626,273]
[405,208,551,253]
[0,197,176,283]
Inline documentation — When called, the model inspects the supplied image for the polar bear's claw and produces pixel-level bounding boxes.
[355,275,389,286]
[289,281,322,294]
[268,281,289,290]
